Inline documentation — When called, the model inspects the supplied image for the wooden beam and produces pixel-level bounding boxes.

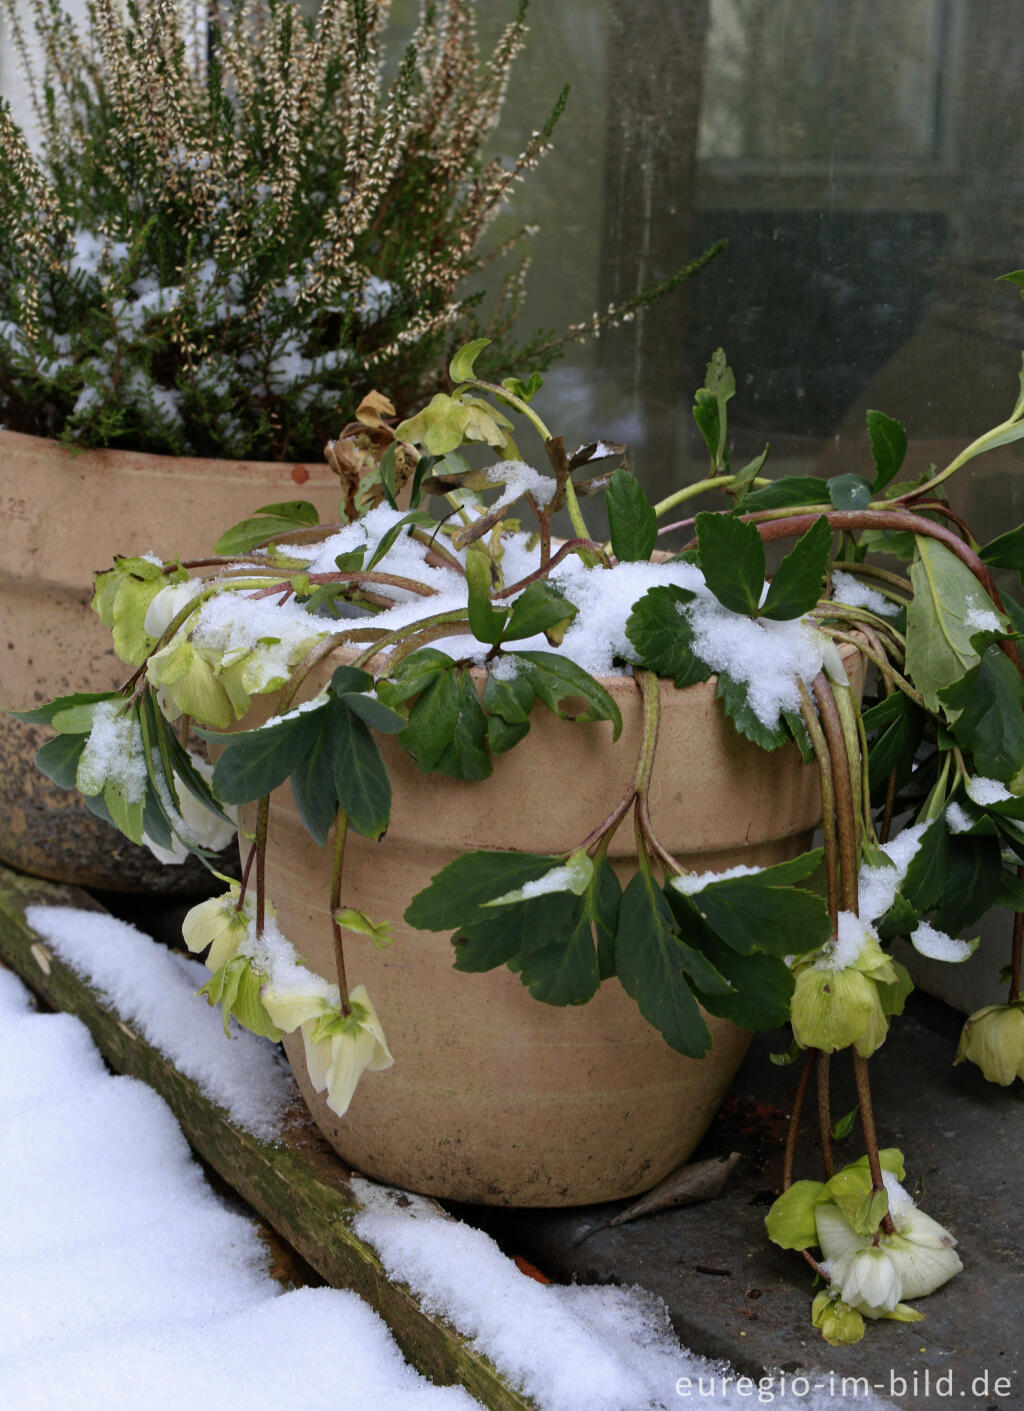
[0,864,535,1411]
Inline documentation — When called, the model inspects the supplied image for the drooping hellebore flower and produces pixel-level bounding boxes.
[955,1004,1024,1086]
[262,979,393,1117]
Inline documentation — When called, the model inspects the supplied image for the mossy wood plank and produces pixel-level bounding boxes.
[0,865,535,1411]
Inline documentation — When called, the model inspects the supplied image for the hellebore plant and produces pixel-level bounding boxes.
[19,322,1024,1344]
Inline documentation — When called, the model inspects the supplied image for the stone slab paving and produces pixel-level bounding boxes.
[475,999,1023,1410]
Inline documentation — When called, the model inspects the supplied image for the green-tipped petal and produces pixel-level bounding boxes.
[955,1005,1024,1086]
[811,1291,865,1346]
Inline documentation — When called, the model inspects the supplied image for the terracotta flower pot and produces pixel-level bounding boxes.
[0,430,340,891]
[239,652,851,1206]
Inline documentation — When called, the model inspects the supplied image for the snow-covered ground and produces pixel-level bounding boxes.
[0,906,890,1410]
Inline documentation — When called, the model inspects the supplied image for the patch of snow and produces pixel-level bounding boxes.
[857,823,927,923]
[671,863,764,896]
[816,911,872,971]
[964,606,1004,634]
[965,777,1012,806]
[486,460,557,511]
[77,701,147,803]
[910,923,974,963]
[831,571,901,618]
[25,905,292,1138]
[946,802,973,834]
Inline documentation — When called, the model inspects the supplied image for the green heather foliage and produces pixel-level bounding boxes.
[0,0,716,460]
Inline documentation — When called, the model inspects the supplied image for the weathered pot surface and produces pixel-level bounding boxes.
[240,648,860,1206]
[0,430,340,891]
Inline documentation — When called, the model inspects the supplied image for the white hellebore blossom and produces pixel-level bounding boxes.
[141,754,238,865]
[816,1173,962,1318]
[262,979,393,1117]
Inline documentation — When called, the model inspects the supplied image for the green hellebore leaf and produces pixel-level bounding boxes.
[465,550,509,645]
[673,850,828,958]
[931,833,1003,935]
[510,651,622,739]
[482,665,535,755]
[9,690,120,727]
[484,849,594,906]
[332,709,392,840]
[906,538,1001,710]
[759,515,833,621]
[692,348,734,471]
[865,410,908,493]
[979,521,1024,573]
[512,888,604,1006]
[624,585,712,689]
[449,337,491,385]
[827,474,873,512]
[939,645,1024,783]
[606,467,658,563]
[406,850,559,931]
[832,1105,860,1141]
[740,477,831,513]
[364,510,436,572]
[214,501,320,557]
[696,511,765,617]
[288,699,341,845]
[715,670,790,751]
[203,705,326,805]
[614,871,717,1058]
[32,732,88,790]
[765,1180,826,1250]
[503,581,577,642]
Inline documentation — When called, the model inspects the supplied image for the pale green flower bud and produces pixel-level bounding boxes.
[298,984,394,1118]
[790,966,888,1055]
[811,1291,865,1346]
[955,1004,1024,1086]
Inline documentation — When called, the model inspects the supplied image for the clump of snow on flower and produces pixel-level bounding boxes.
[191,589,328,688]
[857,822,927,923]
[816,911,873,971]
[830,571,901,618]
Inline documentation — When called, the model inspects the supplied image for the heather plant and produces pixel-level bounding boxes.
[21,326,1024,1347]
[0,0,716,459]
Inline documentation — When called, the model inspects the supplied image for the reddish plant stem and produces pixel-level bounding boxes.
[235,841,256,911]
[812,675,859,914]
[853,1052,896,1235]
[817,1053,834,1180]
[492,537,608,597]
[783,1050,816,1190]
[798,681,838,928]
[880,769,898,844]
[254,797,270,936]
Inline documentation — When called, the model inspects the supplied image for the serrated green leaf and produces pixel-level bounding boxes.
[511,652,622,739]
[716,670,789,750]
[332,710,391,839]
[376,648,455,708]
[449,337,491,385]
[289,700,341,845]
[215,502,319,556]
[606,467,658,562]
[906,538,997,710]
[334,908,394,948]
[730,445,770,507]
[624,585,712,688]
[465,550,508,645]
[504,580,577,641]
[696,511,765,616]
[207,707,326,804]
[932,833,1003,934]
[482,665,535,755]
[692,348,735,471]
[827,474,873,512]
[740,477,831,513]
[329,666,375,697]
[760,515,832,621]
[979,522,1024,573]
[866,410,907,493]
[515,892,603,1006]
[670,896,795,1028]
[673,865,830,959]
[33,732,88,790]
[940,646,1024,782]
[365,510,435,571]
[9,690,120,726]
[614,872,713,1057]
[407,850,559,930]
[865,693,926,795]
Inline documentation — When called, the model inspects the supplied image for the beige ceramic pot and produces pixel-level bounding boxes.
[238,650,857,1206]
[0,430,340,891]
